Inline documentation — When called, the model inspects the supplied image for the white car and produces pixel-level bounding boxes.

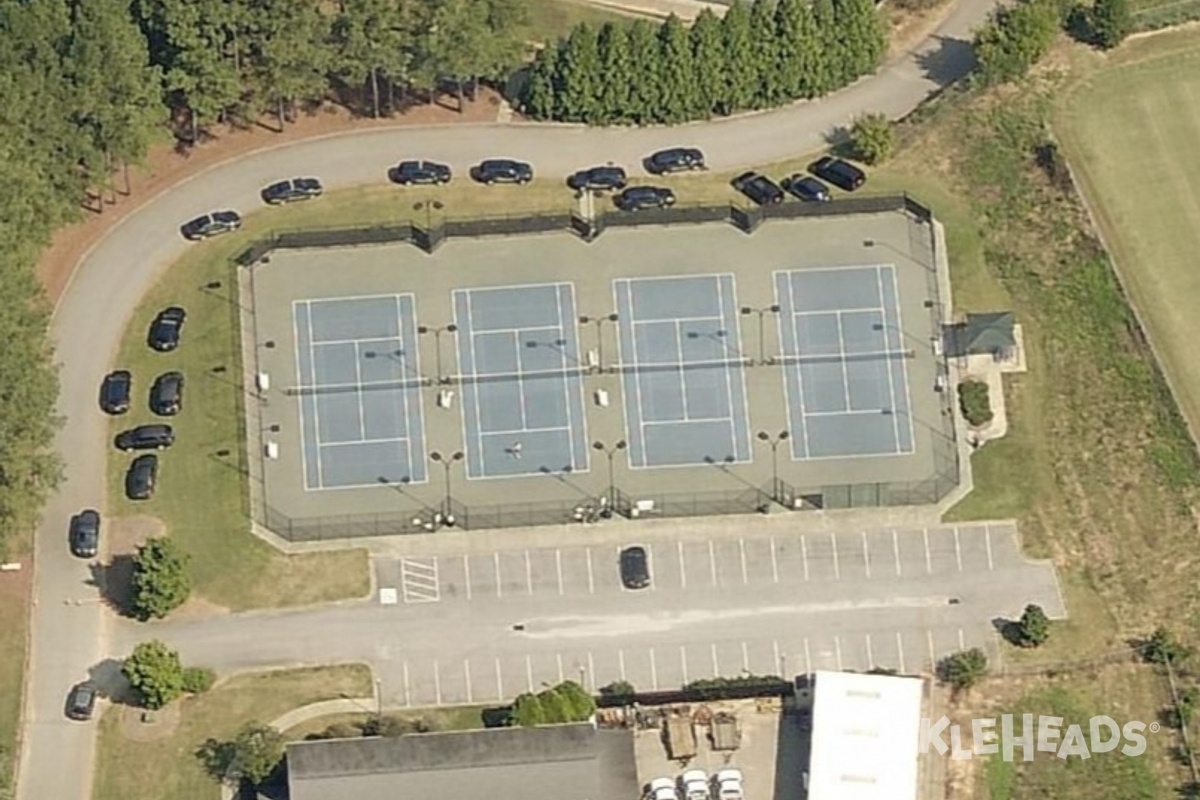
[681,770,710,800]
[649,778,677,800]
[714,769,744,800]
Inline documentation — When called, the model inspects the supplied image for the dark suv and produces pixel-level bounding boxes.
[261,177,323,204]
[126,454,158,500]
[66,682,98,721]
[180,210,242,240]
[390,160,452,185]
[732,172,785,205]
[782,174,832,202]
[68,509,100,558]
[472,159,533,185]
[567,165,628,192]
[809,157,866,192]
[148,306,186,352]
[645,147,706,175]
[99,370,132,414]
[619,546,651,589]
[150,371,184,416]
[614,186,676,212]
[115,424,174,452]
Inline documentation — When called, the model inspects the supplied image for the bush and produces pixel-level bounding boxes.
[971,0,1060,86]
[131,537,191,621]
[1091,0,1132,47]
[599,680,636,697]
[958,380,993,427]
[1015,603,1051,647]
[196,723,286,787]
[512,682,596,726]
[938,648,988,690]
[123,640,185,710]
[848,113,895,165]
[1145,628,1192,665]
[181,666,217,694]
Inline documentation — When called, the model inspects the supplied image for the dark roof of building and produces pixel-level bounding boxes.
[287,723,638,800]
[957,312,1016,354]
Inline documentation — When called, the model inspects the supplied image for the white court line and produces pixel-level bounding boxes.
[873,266,904,450]
[307,333,406,347]
[495,657,504,700]
[613,280,646,468]
[650,648,659,689]
[680,646,689,684]
[897,632,906,674]
[292,301,314,490]
[923,528,932,574]
[630,313,724,328]
[892,529,902,577]
[464,659,473,704]
[803,408,908,418]
[742,642,750,672]
[553,284,581,472]
[884,266,916,451]
[739,538,748,584]
[954,526,963,571]
[319,435,411,449]
[785,275,815,458]
[833,311,855,412]
[403,661,412,707]
[865,634,874,669]
[985,523,995,570]
[831,533,841,580]
[494,553,503,598]
[861,531,871,579]
[556,549,564,596]
[714,274,741,460]
[467,323,562,337]
[586,548,595,594]
[801,535,810,581]
[303,302,327,488]
[770,537,780,584]
[477,424,572,437]
[709,541,718,586]
[834,637,844,671]
[462,290,489,477]
[678,541,687,589]
[463,556,472,601]
[672,320,694,422]
[525,655,534,692]
[525,550,533,595]
[394,298,419,483]
[507,331,530,430]
[711,644,720,676]
[792,305,891,317]
[434,660,442,705]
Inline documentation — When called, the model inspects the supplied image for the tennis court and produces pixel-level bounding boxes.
[614,274,753,468]
[292,294,428,489]
[452,283,591,479]
[774,266,915,459]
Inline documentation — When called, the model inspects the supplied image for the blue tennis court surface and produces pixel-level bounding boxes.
[453,283,590,479]
[774,266,915,459]
[293,295,427,489]
[615,275,753,468]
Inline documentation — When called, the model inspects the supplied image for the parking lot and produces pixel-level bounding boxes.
[369,521,1063,707]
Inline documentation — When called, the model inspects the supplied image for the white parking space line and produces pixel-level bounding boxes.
[556,549,564,596]
[647,544,657,592]
[434,660,442,705]
[923,528,933,574]
[804,638,813,675]
[586,548,595,594]
[958,628,966,650]
[709,541,719,586]
[954,527,963,571]
[773,640,781,676]
[770,537,780,584]
[525,655,534,692]
[650,648,659,689]
[464,659,473,703]
[619,649,627,681]
[587,652,596,691]
[985,524,995,570]
[678,541,688,589]
[711,644,720,676]
[742,642,750,672]
[400,557,440,603]
[893,529,902,577]
[525,550,534,595]
[403,661,412,707]
[495,657,504,700]
[835,636,844,671]
[680,646,689,684]
[865,634,874,669]
[897,632,906,674]
[739,538,749,584]
[463,556,472,600]
[494,553,503,598]
[861,532,871,579]
[557,652,565,684]
[927,630,936,670]
[802,536,810,581]
[831,533,841,580]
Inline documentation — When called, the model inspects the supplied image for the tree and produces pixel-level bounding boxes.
[835,0,886,80]
[972,0,1060,87]
[521,45,557,119]
[512,692,547,726]
[721,2,757,113]
[657,15,700,123]
[182,666,217,694]
[555,23,602,122]
[773,0,807,101]
[625,20,662,124]
[555,681,597,720]
[849,113,895,164]
[596,23,634,124]
[131,536,191,620]
[513,682,596,726]
[198,722,287,786]
[1015,603,1051,647]
[808,0,839,96]
[1144,627,1191,665]
[333,0,409,118]
[123,640,186,709]
[939,648,988,690]
[748,0,781,107]
[1091,0,1131,49]
[689,9,725,117]
[418,0,525,112]
[245,0,331,129]
[599,680,636,698]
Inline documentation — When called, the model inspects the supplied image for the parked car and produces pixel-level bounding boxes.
[732,171,785,205]
[471,159,533,185]
[115,423,174,452]
[645,147,706,174]
[149,371,184,416]
[65,682,98,721]
[782,174,832,202]
[99,369,132,414]
[809,156,866,192]
[261,177,323,204]
[620,545,651,589]
[148,306,186,352]
[648,778,677,800]
[567,165,628,192]
[681,771,711,800]
[614,186,676,212]
[714,769,744,800]
[390,160,452,185]
[68,509,100,558]
[125,454,158,500]
[180,210,241,240]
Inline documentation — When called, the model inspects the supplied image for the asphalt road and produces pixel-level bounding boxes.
[19,5,990,800]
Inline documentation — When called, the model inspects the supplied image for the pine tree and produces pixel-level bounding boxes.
[773,0,805,101]
[597,23,634,124]
[1091,0,1131,49]
[748,0,780,107]
[793,0,824,98]
[626,19,662,123]
[658,15,700,123]
[840,0,886,78]
[690,9,725,116]
[521,45,557,119]
[810,0,839,95]
[246,0,331,128]
[332,0,408,118]
[721,2,757,113]
[556,22,602,122]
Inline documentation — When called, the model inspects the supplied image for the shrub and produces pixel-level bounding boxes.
[1092,0,1132,47]
[181,666,217,694]
[958,380,993,427]
[971,0,1060,86]
[600,680,636,697]
[123,640,185,710]
[939,648,988,689]
[131,537,191,621]
[848,113,895,165]
[1015,604,1051,647]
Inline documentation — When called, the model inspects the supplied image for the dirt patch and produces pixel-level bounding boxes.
[170,593,231,620]
[116,701,181,742]
[885,0,960,60]
[38,89,506,307]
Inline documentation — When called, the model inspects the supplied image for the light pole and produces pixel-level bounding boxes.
[592,439,626,501]
[756,430,790,504]
[413,199,444,231]
[429,450,464,515]
[740,305,780,365]
[418,323,457,384]
[579,313,619,372]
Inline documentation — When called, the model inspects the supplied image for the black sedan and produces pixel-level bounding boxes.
[180,210,242,240]
[68,509,100,558]
[261,177,323,204]
[126,454,159,501]
[150,371,184,416]
[472,159,533,185]
[619,545,651,590]
[567,165,628,192]
[115,423,175,452]
[614,186,676,212]
[782,175,832,202]
[66,682,98,721]
[99,369,131,414]
[732,171,785,205]
[148,306,186,352]
[645,147,706,175]
[809,156,866,192]
[390,160,452,185]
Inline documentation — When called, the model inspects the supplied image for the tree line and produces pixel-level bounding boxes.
[519,0,886,125]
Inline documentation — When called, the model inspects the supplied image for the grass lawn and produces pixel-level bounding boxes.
[282,704,492,740]
[92,665,372,800]
[520,0,637,45]
[0,534,30,800]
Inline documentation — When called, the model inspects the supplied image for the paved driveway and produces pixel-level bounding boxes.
[22,3,994,799]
